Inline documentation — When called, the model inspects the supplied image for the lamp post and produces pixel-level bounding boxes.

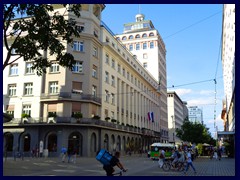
[171,115,175,144]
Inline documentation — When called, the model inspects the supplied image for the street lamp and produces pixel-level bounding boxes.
[171,115,175,144]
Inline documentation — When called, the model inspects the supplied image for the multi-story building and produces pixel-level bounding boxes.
[219,4,235,157]
[188,106,203,124]
[221,4,235,132]
[3,4,163,157]
[167,91,186,145]
[115,13,168,143]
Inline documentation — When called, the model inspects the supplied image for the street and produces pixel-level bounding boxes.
[3,155,235,176]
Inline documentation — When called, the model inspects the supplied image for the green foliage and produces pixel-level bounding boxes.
[197,143,203,156]
[48,112,57,117]
[176,119,212,144]
[72,112,82,119]
[21,113,30,118]
[111,119,117,123]
[3,4,82,75]
[105,117,110,121]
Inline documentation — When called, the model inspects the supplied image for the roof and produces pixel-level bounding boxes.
[217,131,235,135]
[150,143,175,148]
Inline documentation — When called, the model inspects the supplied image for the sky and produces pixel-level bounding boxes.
[101,4,224,138]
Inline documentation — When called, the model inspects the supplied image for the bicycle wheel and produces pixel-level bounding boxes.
[162,162,170,171]
[177,162,185,171]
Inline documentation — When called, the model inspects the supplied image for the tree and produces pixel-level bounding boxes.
[3,4,82,75]
[176,119,213,144]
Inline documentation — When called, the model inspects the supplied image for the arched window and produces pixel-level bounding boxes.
[129,35,133,39]
[122,36,127,40]
[135,34,140,38]
[149,32,154,36]
[142,33,147,38]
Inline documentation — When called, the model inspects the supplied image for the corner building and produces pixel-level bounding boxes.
[115,13,168,142]
[3,4,166,157]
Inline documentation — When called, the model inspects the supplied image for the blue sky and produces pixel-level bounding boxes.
[101,4,224,138]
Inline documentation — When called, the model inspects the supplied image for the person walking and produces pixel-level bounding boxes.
[158,149,165,168]
[217,148,222,161]
[61,146,67,162]
[184,149,197,175]
[214,149,218,160]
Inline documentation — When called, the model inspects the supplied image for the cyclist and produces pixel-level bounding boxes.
[103,151,127,176]
[171,149,179,168]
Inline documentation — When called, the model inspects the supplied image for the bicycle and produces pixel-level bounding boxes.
[162,159,186,172]
[112,169,128,176]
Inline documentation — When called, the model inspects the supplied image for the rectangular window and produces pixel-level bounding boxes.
[8,84,16,96]
[136,44,140,50]
[143,62,147,68]
[118,64,121,73]
[10,64,18,76]
[49,81,58,94]
[122,68,125,77]
[93,46,98,57]
[50,62,60,73]
[92,85,97,97]
[26,62,34,74]
[73,41,84,52]
[111,75,115,86]
[22,105,31,117]
[92,65,97,78]
[24,83,33,95]
[111,111,114,119]
[127,72,130,80]
[111,59,115,69]
[150,42,154,49]
[105,71,109,83]
[111,93,115,105]
[143,53,148,59]
[72,61,83,73]
[106,54,109,64]
[72,81,82,94]
[129,44,133,51]
[143,43,147,49]
[105,90,109,102]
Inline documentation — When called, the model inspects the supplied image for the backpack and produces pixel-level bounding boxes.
[177,152,181,158]
[96,149,113,166]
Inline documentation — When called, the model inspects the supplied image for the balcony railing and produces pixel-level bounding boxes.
[5,117,158,136]
[40,92,101,104]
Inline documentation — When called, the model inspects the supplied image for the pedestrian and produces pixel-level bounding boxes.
[158,149,165,168]
[184,149,197,175]
[178,148,185,163]
[67,148,72,163]
[72,149,77,164]
[214,149,218,160]
[103,151,127,176]
[217,148,222,161]
[61,146,67,162]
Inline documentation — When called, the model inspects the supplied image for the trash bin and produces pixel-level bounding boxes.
[43,149,48,157]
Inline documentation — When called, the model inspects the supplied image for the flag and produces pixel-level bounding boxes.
[148,112,154,122]
[151,112,154,122]
[147,112,151,121]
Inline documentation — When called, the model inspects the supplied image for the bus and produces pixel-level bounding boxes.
[150,143,175,160]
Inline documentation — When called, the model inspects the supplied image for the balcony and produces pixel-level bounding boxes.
[40,92,101,104]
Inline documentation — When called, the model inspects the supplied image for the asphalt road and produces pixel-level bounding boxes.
[3,155,235,176]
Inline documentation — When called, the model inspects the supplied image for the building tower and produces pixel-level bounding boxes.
[116,13,168,142]
[188,106,203,124]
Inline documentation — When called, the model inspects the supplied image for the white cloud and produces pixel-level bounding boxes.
[174,88,192,96]
[187,98,214,106]
[199,90,214,95]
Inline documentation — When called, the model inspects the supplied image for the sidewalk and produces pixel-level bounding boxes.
[3,155,235,176]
